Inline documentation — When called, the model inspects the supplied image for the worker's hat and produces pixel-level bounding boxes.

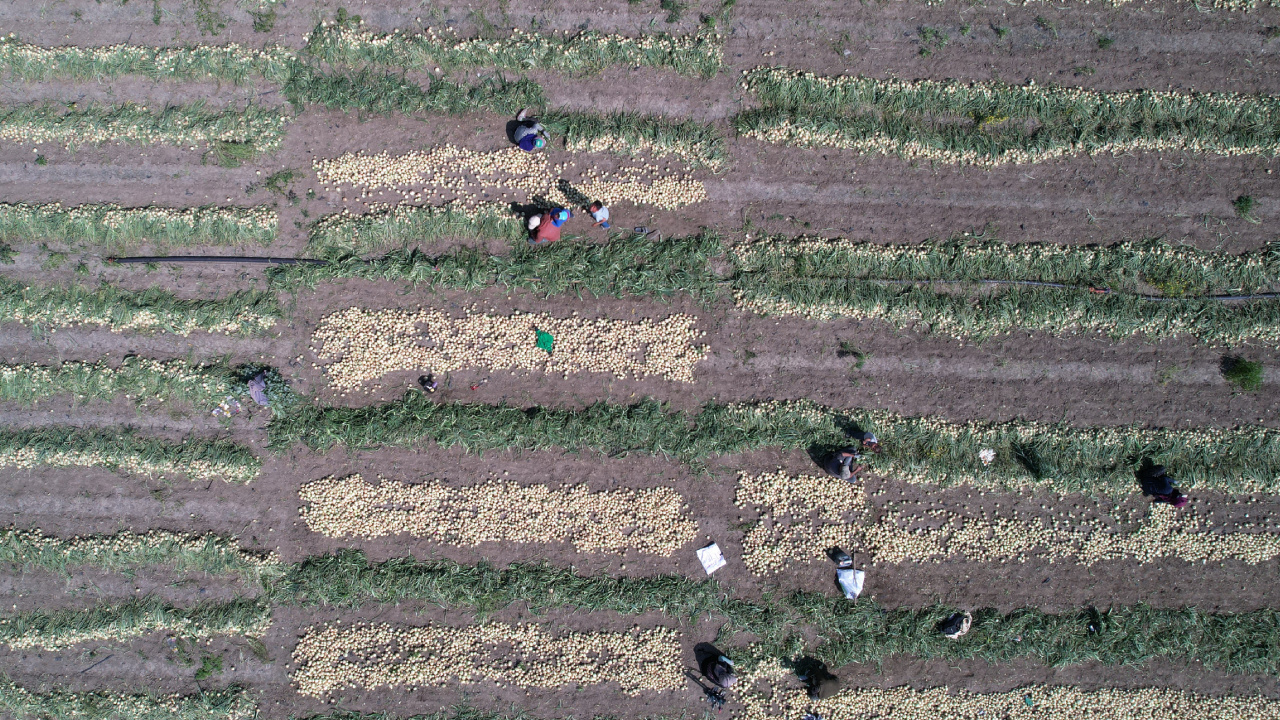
[534,137,546,149]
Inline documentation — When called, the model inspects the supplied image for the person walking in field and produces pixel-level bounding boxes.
[513,109,547,152]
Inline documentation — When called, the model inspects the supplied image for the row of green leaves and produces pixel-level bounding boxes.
[0,344,1275,493]
[6,543,1280,676]
[735,67,1280,164]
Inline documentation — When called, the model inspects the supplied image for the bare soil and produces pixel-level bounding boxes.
[0,0,1278,716]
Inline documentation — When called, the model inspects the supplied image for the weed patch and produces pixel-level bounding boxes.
[1222,356,1264,390]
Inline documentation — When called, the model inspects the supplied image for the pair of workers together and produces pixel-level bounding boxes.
[515,109,612,246]
[825,434,1189,507]
[527,201,610,245]
[700,651,840,701]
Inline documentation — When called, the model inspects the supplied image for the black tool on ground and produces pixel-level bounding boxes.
[684,669,727,711]
[418,374,437,393]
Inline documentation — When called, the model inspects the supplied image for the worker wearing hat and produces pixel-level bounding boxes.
[514,108,548,152]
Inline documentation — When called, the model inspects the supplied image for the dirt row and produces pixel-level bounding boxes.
[3,273,1276,429]
[4,436,1279,614]
[3,0,1278,94]
[0,103,1272,253]
[4,596,1279,720]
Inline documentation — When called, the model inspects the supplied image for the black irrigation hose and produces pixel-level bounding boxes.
[105,256,328,265]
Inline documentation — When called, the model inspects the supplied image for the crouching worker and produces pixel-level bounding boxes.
[513,108,547,152]
[824,432,880,482]
[527,208,571,246]
[794,657,841,700]
[586,201,611,229]
[700,652,737,689]
[1139,461,1189,508]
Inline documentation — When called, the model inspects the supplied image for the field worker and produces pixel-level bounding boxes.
[1139,462,1189,508]
[528,212,562,246]
[794,658,841,700]
[825,433,880,482]
[550,207,571,227]
[586,201,611,229]
[513,108,547,152]
[700,652,737,689]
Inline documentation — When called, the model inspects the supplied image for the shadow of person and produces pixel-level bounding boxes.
[504,119,522,145]
[509,200,544,218]
[1135,457,1170,497]
[693,642,722,669]
[556,178,592,207]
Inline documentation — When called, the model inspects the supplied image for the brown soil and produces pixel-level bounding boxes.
[2,0,1280,716]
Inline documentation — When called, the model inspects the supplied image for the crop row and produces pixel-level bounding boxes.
[7,530,1280,675]
[729,235,1280,297]
[0,22,720,84]
[0,527,281,582]
[5,354,1279,495]
[0,597,268,651]
[4,681,1280,720]
[271,394,1280,496]
[298,471,1279,568]
[0,102,288,154]
[0,202,275,250]
[0,277,278,335]
[0,681,256,720]
[291,621,1280,716]
[304,16,722,78]
[736,471,1280,574]
[313,145,708,213]
[737,668,1280,720]
[731,277,1280,345]
[736,67,1280,165]
[300,473,697,555]
[312,305,707,391]
[0,58,724,167]
[291,621,682,697]
[276,232,1280,345]
[0,357,283,410]
[0,427,260,484]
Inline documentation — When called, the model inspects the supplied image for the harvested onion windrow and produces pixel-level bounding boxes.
[299,473,697,556]
[734,471,867,576]
[736,471,1280,573]
[311,306,708,391]
[737,659,1280,720]
[312,145,706,211]
[290,621,683,698]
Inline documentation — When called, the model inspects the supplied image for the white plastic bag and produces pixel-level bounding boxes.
[837,568,865,600]
[697,542,726,575]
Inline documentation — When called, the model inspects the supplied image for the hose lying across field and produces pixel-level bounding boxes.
[106,255,1280,302]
